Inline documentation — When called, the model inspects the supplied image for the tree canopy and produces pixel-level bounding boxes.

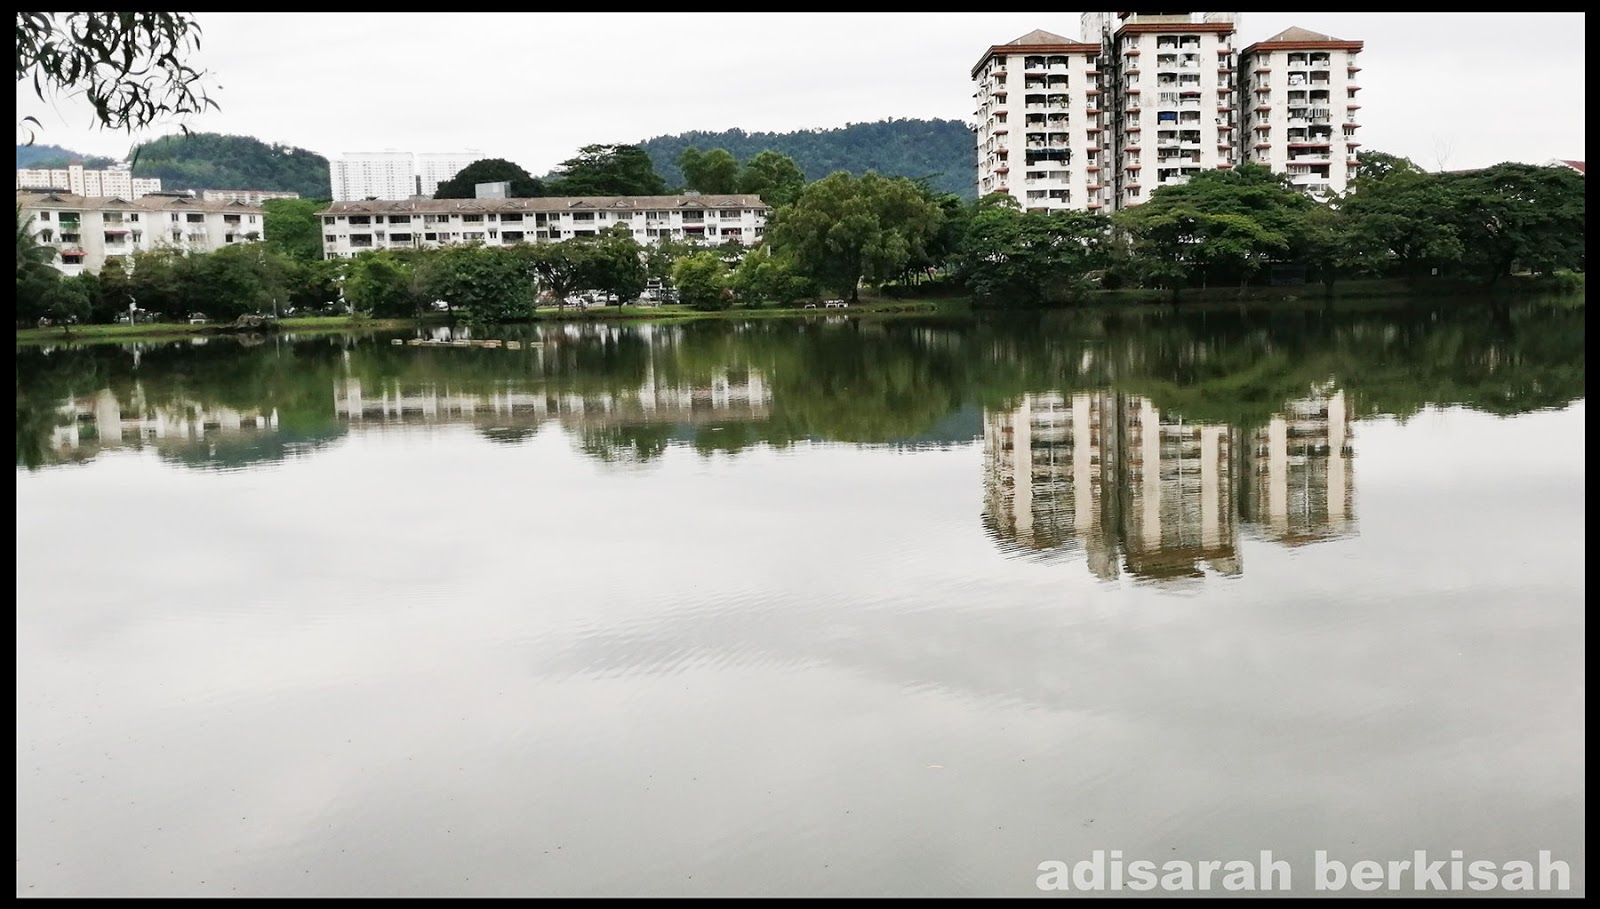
[767,171,946,301]
[433,158,547,199]
[547,144,667,197]
[129,132,332,198]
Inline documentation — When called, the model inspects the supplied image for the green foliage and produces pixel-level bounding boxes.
[678,148,741,194]
[767,171,946,301]
[954,206,1111,305]
[580,227,649,305]
[433,158,547,199]
[672,251,732,310]
[515,241,591,306]
[128,132,332,198]
[16,12,217,143]
[344,251,424,318]
[547,144,667,196]
[738,151,807,208]
[419,244,535,322]
[641,119,978,200]
[15,144,116,170]
[1113,166,1311,293]
[1439,163,1586,283]
[262,198,325,263]
[729,245,817,306]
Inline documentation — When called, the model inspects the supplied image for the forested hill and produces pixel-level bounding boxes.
[16,144,116,170]
[640,118,977,200]
[127,133,333,199]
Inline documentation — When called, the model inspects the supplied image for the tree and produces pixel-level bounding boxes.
[1440,163,1586,284]
[16,12,218,143]
[433,158,547,199]
[954,206,1110,305]
[546,144,667,196]
[737,151,807,208]
[262,198,325,264]
[729,245,816,306]
[1112,166,1312,295]
[580,226,648,305]
[671,251,731,311]
[420,244,535,322]
[1341,153,1463,279]
[514,241,590,308]
[678,148,741,194]
[767,171,946,302]
[344,250,424,317]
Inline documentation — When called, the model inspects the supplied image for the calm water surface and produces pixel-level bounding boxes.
[15,303,1586,896]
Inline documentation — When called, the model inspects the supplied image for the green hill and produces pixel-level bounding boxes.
[126,133,332,199]
[16,144,117,170]
[639,118,977,200]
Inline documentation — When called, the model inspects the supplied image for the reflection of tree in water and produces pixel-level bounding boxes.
[15,300,1586,472]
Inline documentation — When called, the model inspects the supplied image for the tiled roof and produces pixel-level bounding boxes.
[1006,29,1077,46]
[1260,26,1343,44]
[16,190,264,213]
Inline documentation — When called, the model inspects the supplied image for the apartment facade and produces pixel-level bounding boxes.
[17,190,267,276]
[978,13,1363,210]
[201,189,302,204]
[16,163,162,199]
[1090,12,1242,209]
[329,151,482,201]
[317,194,770,259]
[1238,27,1365,199]
[417,151,483,198]
[971,30,1109,212]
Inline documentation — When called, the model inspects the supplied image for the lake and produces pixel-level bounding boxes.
[15,301,1587,897]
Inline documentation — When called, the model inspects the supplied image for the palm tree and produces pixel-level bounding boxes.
[16,205,58,277]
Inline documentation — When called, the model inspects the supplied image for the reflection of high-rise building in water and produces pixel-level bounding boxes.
[983,387,1355,581]
[50,388,278,459]
[1244,385,1355,545]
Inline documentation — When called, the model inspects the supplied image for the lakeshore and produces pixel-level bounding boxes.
[13,276,1580,346]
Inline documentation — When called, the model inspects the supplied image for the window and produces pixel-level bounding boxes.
[247,215,254,223]
[720,210,743,218]
[38,212,50,221]
[461,214,483,222]
[374,215,385,223]
[488,230,498,240]
[325,234,337,243]
[424,232,438,241]
[173,214,182,222]
[186,213,204,223]
[389,215,412,224]
[571,212,594,221]
[503,231,524,243]
[390,233,412,243]
[500,213,522,223]
[131,231,142,243]
[348,215,370,225]
[349,233,373,248]
[324,216,336,224]
[464,231,484,240]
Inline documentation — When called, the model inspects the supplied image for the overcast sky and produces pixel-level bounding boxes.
[16,12,1586,174]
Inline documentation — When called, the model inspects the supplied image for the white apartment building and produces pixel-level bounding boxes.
[980,13,1363,210]
[971,30,1110,212]
[317,194,770,259]
[201,189,302,204]
[17,190,267,276]
[329,152,419,201]
[417,151,483,198]
[1239,28,1365,199]
[16,163,162,198]
[328,151,483,201]
[1099,12,1241,208]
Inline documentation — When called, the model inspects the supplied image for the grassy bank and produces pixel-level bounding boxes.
[16,276,1578,346]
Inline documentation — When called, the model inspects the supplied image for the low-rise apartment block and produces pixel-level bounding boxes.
[317,194,770,258]
[17,190,267,276]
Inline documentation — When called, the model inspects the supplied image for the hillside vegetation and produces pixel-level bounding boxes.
[640,118,976,199]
